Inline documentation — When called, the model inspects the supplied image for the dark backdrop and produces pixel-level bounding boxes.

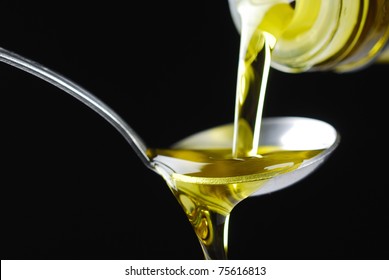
[1,0,388,260]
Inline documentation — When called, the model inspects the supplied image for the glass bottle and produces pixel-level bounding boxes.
[228,0,389,73]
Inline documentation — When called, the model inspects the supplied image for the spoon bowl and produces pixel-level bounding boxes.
[172,116,340,196]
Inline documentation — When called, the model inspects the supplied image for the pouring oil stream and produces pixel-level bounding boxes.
[231,0,293,158]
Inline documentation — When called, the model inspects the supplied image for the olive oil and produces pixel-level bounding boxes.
[232,1,293,157]
[147,0,372,259]
[148,1,308,259]
[148,145,323,258]
[149,147,322,213]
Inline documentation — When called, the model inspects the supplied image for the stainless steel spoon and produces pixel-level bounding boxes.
[0,47,340,196]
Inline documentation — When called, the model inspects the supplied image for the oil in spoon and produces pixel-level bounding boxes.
[232,0,294,157]
[146,2,312,259]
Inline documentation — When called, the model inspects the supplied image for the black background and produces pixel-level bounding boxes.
[1,0,388,260]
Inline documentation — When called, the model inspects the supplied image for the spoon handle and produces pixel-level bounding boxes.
[0,47,153,170]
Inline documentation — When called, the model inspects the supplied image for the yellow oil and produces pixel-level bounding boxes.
[232,1,294,157]
[149,0,367,258]
[147,1,310,258]
[147,2,298,250]
[148,146,323,246]
[148,0,388,258]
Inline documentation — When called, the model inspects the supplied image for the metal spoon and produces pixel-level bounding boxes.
[0,47,340,196]
[173,117,340,196]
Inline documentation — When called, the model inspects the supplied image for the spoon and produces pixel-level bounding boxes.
[172,117,340,196]
[0,47,340,196]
